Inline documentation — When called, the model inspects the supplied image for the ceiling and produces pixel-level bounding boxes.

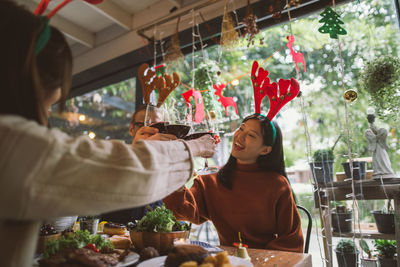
[15,0,345,97]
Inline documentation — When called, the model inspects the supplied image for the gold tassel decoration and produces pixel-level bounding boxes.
[165,17,184,64]
[220,1,239,49]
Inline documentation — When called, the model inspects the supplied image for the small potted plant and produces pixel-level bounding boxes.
[342,160,367,180]
[331,201,352,233]
[371,200,395,234]
[359,239,378,267]
[335,239,359,267]
[78,215,99,235]
[310,148,335,184]
[374,239,397,267]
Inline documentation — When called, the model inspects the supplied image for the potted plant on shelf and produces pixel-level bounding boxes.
[335,239,359,267]
[371,200,395,234]
[331,201,352,233]
[342,160,367,180]
[374,239,397,267]
[359,239,378,267]
[78,215,99,235]
[310,148,335,184]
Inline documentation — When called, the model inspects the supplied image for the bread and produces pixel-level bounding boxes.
[103,222,127,236]
[109,234,132,249]
[165,245,209,267]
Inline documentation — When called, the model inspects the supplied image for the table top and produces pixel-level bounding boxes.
[220,245,312,267]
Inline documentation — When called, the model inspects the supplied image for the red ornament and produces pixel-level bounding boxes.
[213,83,238,116]
[182,89,205,123]
[286,35,306,73]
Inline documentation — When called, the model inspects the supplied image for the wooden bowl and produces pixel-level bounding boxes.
[129,230,189,255]
[36,232,62,254]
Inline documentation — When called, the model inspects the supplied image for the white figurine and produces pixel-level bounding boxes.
[364,108,396,178]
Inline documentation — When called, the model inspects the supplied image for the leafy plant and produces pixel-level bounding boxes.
[374,239,397,259]
[133,204,190,233]
[44,230,113,258]
[313,149,334,162]
[360,239,374,259]
[336,239,358,253]
[360,56,400,121]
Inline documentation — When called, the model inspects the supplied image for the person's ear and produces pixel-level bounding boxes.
[129,124,134,137]
[259,146,272,156]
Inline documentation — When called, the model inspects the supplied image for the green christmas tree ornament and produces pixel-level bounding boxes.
[318,7,347,39]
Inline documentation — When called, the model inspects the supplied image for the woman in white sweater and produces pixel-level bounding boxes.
[0,1,216,266]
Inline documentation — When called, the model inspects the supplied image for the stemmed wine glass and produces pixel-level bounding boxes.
[195,111,219,175]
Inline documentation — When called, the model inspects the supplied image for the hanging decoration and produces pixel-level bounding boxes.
[318,7,347,39]
[165,17,184,63]
[286,0,301,8]
[182,89,205,123]
[220,1,239,48]
[251,60,300,118]
[286,35,306,73]
[343,89,358,103]
[200,12,220,45]
[138,63,180,107]
[213,84,238,116]
[242,0,262,47]
[267,0,282,22]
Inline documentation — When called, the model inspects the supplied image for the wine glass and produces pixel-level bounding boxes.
[195,111,219,175]
[144,105,168,133]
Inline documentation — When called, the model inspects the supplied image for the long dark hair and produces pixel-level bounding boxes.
[0,1,72,125]
[218,114,289,189]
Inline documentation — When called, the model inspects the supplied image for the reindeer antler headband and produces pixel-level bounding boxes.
[250,60,300,145]
[33,0,103,55]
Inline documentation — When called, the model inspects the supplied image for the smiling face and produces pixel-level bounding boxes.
[231,119,272,164]
[129,107,163,137]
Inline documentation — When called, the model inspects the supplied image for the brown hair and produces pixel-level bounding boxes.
[0,1,72,125]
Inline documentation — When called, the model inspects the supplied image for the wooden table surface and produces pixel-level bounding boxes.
[220,246,312,267]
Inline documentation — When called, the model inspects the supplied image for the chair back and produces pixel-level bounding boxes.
[296,205,312,253]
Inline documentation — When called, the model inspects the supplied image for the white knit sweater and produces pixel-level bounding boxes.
[0,115,194,267]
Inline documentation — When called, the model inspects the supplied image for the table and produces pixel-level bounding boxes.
[220,245,312,267]
[317,178,400,267]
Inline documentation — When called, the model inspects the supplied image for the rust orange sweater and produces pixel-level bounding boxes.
[164,163,304,253]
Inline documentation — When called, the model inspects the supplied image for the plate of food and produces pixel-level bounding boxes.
[137,244,253,267]
[33,230,139,267]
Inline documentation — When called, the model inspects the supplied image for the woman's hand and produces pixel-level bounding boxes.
[132,126,177,143]
[186,135,217,158]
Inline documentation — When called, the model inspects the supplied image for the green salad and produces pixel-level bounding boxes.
[44,230,113,258]
[128,204,190,233]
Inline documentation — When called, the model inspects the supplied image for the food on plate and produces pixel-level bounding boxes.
[109,234,132,249]
[40,224,58,236]
[37,224,62,254]
[38,230,134,266]
[139,246,160,261]
[103,222,127,235]
[165,244,210,267]
[129,204,190,233]
[178,251,247,267]
[38,247,122,267]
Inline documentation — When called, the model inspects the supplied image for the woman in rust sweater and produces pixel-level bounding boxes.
[164,114,304,253]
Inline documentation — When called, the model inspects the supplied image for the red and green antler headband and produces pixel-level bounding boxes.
[250,60,300,144]
[34,0,103,55]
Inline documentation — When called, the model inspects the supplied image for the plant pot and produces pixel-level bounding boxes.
[310,161,334,184]
[331,212,353,233]
[342,161,366,180]
[371,211,395,234]
[361,258,378,267]
[335,250,359,267]
[378,257,397,267]
[80,219,99,234]
[130,230,189,255]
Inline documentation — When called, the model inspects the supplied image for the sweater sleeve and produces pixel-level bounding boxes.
[266,185,304,253]
[163,176,209,225]
[0,116,194,220]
